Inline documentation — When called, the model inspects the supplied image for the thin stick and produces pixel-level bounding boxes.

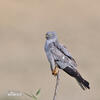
[53,71,60,100]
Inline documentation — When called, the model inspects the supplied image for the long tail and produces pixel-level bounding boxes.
[63,67,90,90]
[75,74,90,90]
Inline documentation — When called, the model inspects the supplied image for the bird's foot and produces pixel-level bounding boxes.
[52,67,59,76]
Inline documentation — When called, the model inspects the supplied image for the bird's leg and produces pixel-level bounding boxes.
[52,66,59,76]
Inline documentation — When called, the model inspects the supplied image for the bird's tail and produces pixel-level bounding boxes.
[75,74,90,90]
[63,67,90,90]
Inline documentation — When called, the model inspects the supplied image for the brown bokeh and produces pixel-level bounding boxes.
[0,0,100,100]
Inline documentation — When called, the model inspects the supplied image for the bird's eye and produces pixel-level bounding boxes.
[45,33,53,38]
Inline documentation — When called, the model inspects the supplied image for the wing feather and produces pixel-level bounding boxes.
[53,41,77,67]
[49,42,77,69]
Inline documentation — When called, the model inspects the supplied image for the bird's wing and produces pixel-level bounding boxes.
[53,41,77,67]
[48,42,73,70]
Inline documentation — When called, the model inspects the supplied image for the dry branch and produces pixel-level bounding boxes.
[53,72,60,100]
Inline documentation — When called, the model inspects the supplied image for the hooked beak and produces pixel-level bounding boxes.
[45,34,48,39]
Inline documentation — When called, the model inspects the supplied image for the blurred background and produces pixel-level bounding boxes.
[0,0,100,100]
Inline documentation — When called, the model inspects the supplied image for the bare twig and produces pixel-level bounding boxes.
[53,71,60,100]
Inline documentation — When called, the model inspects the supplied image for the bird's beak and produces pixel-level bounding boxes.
[45,34,48,39]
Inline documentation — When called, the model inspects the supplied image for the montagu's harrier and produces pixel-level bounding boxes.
[44,31,90,90]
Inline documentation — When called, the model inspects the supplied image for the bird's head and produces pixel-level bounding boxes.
[45,31,57,40]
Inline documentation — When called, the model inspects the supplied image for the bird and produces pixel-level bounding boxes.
[44,31,90,90]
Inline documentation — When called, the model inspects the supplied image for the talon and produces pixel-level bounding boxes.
[52,67,59,76]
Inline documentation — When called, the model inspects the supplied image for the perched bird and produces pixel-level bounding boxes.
[44,31,90,90]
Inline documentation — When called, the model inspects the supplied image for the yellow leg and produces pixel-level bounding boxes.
[52,66,59,76]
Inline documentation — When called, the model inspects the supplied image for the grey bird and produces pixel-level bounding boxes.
[44,31,90,90]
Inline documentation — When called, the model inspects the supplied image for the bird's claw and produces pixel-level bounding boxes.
[52,67,59,76]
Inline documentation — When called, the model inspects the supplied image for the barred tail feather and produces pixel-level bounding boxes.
[63,67,90,90]
[75,74,90,90]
